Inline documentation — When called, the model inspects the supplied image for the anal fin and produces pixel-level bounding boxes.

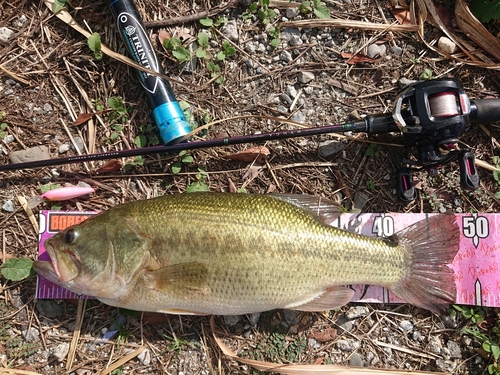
[287,286,354,312]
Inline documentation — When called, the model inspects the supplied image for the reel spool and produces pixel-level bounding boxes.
[392,79,479,202]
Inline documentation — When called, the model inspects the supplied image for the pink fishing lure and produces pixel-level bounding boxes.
[40,186,95,201]
[28,186,95,208]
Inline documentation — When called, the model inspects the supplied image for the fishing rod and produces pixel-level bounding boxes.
[1,78,500,202]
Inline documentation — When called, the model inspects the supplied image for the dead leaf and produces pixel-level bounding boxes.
[391,7,412,25]
[455,0,500,61]
[0,253,15,261]
[341,52,377,64]
[309,327,338,342]
[158,29,171,46]
[266,184,277,194]
[371,69,383,84]
[225,146,270,164]
[228,178,237,193]
[243,165,262,180]
[72,112,95,126]
[95,159,123,174]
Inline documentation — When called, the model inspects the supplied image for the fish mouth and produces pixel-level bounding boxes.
[33,240,80,284]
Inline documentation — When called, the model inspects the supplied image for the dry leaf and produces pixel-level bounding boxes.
[391,7,412,25]
[158,29,171,47]
[309,327,338,342]
[228,178,237,193]
[242,165,262,180]
[225,146,270,164]
[341,52,377,64]
[455,0,500,61]
[95,159,123,174]
[72,112,105,126]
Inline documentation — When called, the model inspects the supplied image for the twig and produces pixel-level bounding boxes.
[142,0,240,28]
[66,299,87,372]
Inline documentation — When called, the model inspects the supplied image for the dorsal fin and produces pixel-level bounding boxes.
[271,194,343,224]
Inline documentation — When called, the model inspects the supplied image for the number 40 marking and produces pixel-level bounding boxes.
[372,215,395,237]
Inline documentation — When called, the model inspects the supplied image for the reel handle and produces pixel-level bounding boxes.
[470,99,500,125]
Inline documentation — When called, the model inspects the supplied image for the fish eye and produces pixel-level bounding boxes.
[64,229,78,244]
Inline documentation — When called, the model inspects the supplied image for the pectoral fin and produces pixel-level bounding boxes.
[146,262,209,296]
[287,286,354,311]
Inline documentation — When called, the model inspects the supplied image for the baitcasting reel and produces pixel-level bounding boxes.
[391,79,500,202]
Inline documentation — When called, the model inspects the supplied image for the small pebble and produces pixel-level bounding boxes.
[390,46,403,56]
[51,342,70,362]
[279,93,292,105]
[58,143,70,154]
[222,20,238,42]
[336,315,353,332]
[137,349,151,366]
[297,71,315,84]
[349,352,364,367]
[22,327,40,342]
[438,36,457,54]
[447,340,462,359]
[10,145,51,163]
[0,27,14,43]
[36,300,63,318]
[291,110,305,123]
[72,136,85,153]
[336,339,352,351]
[345,305,369,320]
[3,134,14,144]
[223,315,240,327]
[399,320,413,331]
[2,200,14,212]
[318,140,344,157]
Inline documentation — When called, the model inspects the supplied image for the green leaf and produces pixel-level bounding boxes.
[216,51,226,60]
[270,38,280,48]
[40,183,61,194]
[181,155,194,164]
[493,170,500,182]
[1,258,35,282]
[52,0,68,13]
[469,0,500,23]
[495,191,500,199]
[134,135,147,148]
[198,31,209,47]
[196,47,207,58]
[87,33,102,60]
[492,344,500,360]
[171,161,182,174]
[199,17,214,27]
[172,47,191,62]
[186,180,210,193]
[314,3,331,19]
[108,97,123,110]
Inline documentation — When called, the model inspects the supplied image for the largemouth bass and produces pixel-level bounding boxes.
[34,193,459,314]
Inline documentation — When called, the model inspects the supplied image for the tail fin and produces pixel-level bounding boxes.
[391,214,459,314]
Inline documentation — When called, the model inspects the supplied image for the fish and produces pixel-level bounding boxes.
[33,192,459,315]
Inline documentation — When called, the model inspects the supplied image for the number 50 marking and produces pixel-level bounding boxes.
[462,215,489,248]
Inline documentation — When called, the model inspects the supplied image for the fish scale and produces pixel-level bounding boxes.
[34,192,459,315]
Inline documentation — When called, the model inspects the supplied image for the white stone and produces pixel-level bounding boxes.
[438,36,457,54]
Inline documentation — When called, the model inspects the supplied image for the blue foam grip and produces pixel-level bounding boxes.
[153,102,192,144]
